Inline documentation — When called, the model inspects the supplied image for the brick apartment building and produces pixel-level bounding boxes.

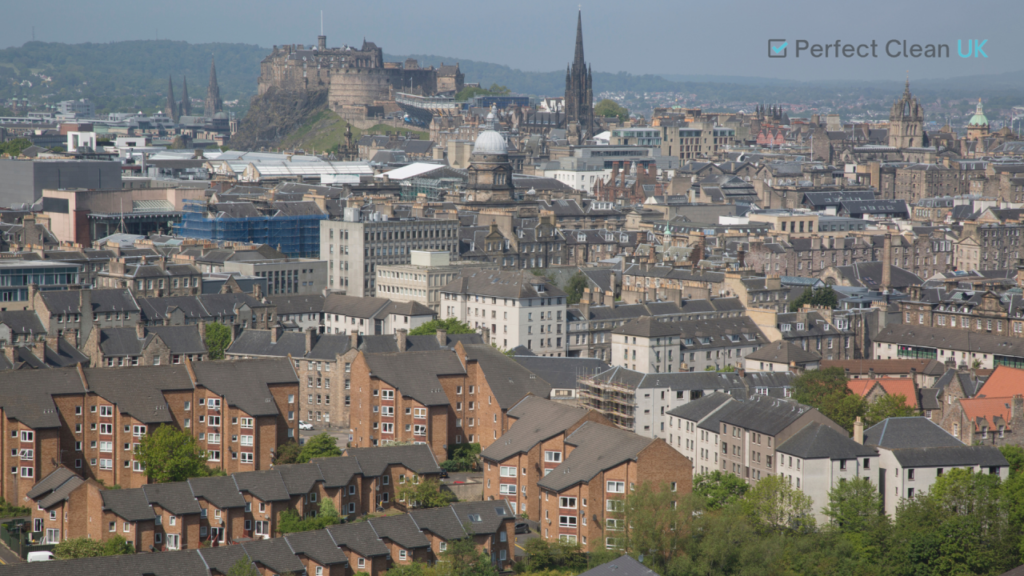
[480,396,613,519]
[0,359,299,506]
[26,445,442,549]
[533,422,691,552]
[349,341,552,461]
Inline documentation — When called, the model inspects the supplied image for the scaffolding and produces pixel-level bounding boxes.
[577,373,637,430]
[176,200,327,258]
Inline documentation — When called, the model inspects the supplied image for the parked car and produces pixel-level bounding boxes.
[515,522,530,534]
[298,421,314,431]
[439,469,449,479]
[27,551,54,562]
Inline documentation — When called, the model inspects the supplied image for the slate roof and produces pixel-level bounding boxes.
[368,513,431,548]
[363,350,464,406]
[187,475,248,509]
[0,310,46,334]
[831,262,922,290]
[0,369,85,428]
[226,329,308,358]
[341,444,441,477]
[745,340,821,364]
[580,555,660,576]
[511,356,609,389]
[776,422,877,460]
[243,537,307,575]
[84,365,192,424]
[232,469,290,502]
[717,395,816,436]
[323,294,391,318]
[27,467,84,509]
[327,521,391,557]
[612,316,679,338]
[442,269,567,299]
[462,343,553,408]
[312,454,364,487]
[481,396,592,462]
[284,530,349,566]
[409,506,466,541]
[890,445,1008,468]
[449,500,514,534]
[102,488,156,521]
[143,482,203,515]
[191,359,296,417]
[537,422,654,492]
[862,417,963,449]
[40,288,139,315]
[821,358,946,377]
[275,462,325,495]
[873,324,1024,360]
[666,391,734,421]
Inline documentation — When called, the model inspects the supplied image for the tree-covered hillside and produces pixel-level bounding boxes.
[0,41,267,116]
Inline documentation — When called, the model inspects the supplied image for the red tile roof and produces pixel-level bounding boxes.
[847,378,918,408]
[960,397,1013,432]
[975,365,1024,398]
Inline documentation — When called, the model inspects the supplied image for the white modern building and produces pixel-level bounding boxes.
[375,250,489,313]
[440,269,567,356]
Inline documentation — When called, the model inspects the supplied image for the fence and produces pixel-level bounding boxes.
[0,518,56,559]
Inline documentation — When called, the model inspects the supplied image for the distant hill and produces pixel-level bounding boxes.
[0,41,267,116]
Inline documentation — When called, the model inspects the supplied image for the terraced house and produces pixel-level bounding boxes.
[26,445,442,549]
[0,359,298,506]
[5,500,516,576]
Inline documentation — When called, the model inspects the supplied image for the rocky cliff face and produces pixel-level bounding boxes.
[231,86,329,151]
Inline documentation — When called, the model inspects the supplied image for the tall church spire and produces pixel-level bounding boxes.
[565,10,594,141]
[165,75,179,123]
[205,56,223,118]
[180,76,191,117]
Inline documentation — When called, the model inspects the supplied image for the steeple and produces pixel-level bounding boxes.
[564,9,594,141]
[180,76,191,117]
[204,56,223,118]
[574,9,585,69]
[165,75,179,123]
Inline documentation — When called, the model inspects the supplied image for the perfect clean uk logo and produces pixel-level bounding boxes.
[768,39,788,58]
[766,38,989,59]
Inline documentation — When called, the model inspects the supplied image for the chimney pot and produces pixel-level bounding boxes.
[396,328,408,352]
[853,416,864,444]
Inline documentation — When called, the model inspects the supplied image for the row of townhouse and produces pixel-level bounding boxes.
[479,397,692,552]
[666,392,1008,522]
[349,341,552,461]
[6,500,516,576]
[25,444,441,549]
[0,359,299,506]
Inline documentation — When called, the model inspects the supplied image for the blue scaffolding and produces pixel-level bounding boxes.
[176,200,326,258]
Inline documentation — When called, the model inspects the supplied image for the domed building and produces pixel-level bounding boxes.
[465,106,514,203]
[966,98,990,141]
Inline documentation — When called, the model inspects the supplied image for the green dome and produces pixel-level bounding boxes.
[968,99,988,126]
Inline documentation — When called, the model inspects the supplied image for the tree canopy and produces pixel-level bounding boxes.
[564,272,589,305]
[454,83,511,102]
[0,138,33,157]
[277,499,343,535]
[53,536,134,559]
[693,470,749,510]
[204,322,232,360]
[594,99,630,122]
[409,318,475,336]
[789,286,839,311]
[399,478,456,508]
[296,432,342,463]
[134,424,218,483]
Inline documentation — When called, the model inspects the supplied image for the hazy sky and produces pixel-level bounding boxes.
[3,0,1019,82]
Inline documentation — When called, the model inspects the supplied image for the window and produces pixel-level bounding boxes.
[100,406,113,417]
[499,484,517,495]
[606,518,623,531]
[241,435,254,446]
[240,418,254,428]
[241,453,254,464]
[133,425,147,437]
[358,558,366,568]
[399,550,407,561]
[20,431,33,442]
[560,497,576,508]
[500,466,516,477]
[606,499,624,512]
[544,451,562,463]
[207,398,221,409]
[606,481,625,493]
[559,515,577,528]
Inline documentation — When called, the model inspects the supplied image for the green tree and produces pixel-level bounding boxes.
[742,474,815,533]
[204,322,232,360]
[822,477,886,534]
[791,368,865,433]
[436,536,499,576]
[621,482,695,573]
[564,272,588,305]
[409,318,475,336]
[1000,445,1024,476]
[693,470,749,510]
[594,99,629,122]
[386,563,437,576]
[789,286,839,312]
[274,441,301,465]
[53,537,104,559]
[0,138,33,157]
[442,443,481,472]
[134,424,213,483]
[297,432,342,463]
[0,496,29,517]
[400,478,457,508]
[227,557,261,576]
[865,393,916,426]
[101,535,136,556]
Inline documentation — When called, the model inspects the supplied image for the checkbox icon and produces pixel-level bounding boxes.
[769,39,787,58]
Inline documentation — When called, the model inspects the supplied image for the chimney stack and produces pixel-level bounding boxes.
[136,322,145,340]
[868,367,875,380]
[271,326,278,344]
[481,326,491,345]
[436,329,447,347]
[396,328,408,352]
[350,329,359,351]
[881,233,892,292]
[305,327,315,353]
[853,416,864,444]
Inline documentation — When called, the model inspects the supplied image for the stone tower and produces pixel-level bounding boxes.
[888,78,925,148]
[165,75,179,123]
[966,98,990,141]
[466,106,514,203]
[205,56,223,118]
[564,10,594,140]
[180,76,191,117]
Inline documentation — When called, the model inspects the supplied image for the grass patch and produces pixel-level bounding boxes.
[279,112,430,154]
